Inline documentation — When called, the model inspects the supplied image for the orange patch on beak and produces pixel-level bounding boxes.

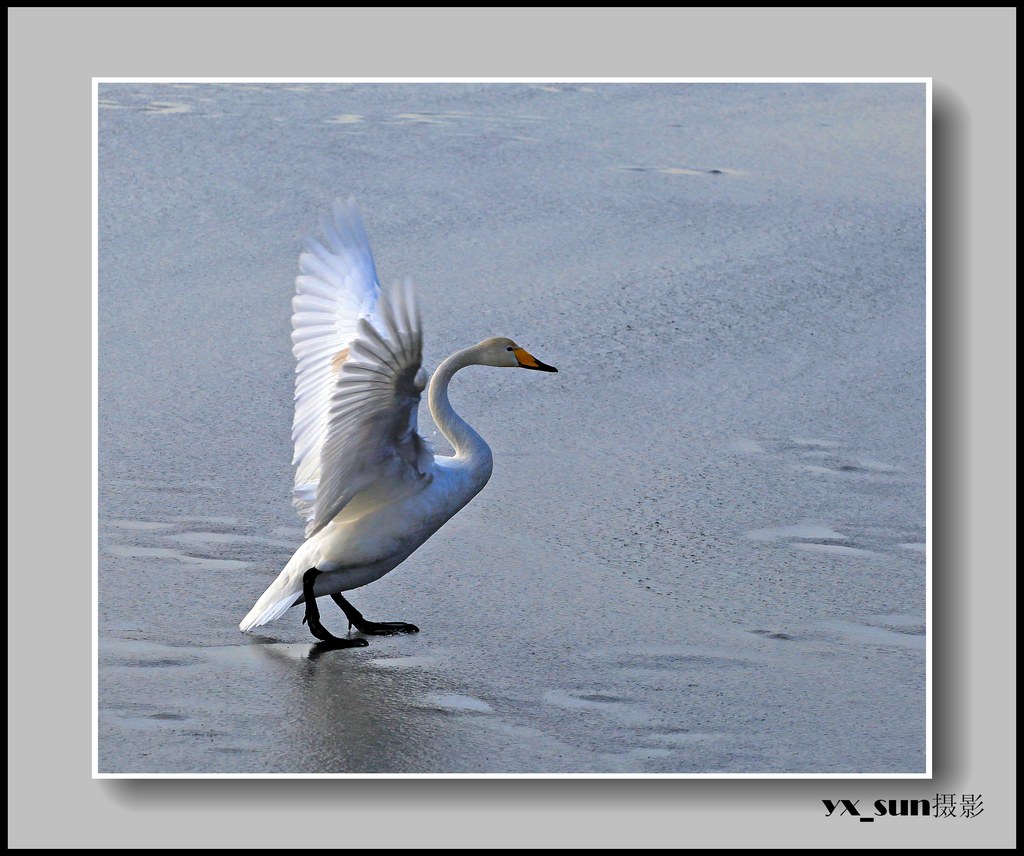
[513,347,558,373]
[512,347,542,368]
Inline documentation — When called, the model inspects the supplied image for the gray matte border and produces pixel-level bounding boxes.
[9,7,1014,850]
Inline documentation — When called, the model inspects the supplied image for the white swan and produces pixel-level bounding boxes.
[239,199,557,646]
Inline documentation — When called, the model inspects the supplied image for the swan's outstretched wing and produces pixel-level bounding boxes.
[290,200,433,536]
[310,279,433,535]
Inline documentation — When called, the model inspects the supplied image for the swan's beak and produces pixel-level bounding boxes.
[513,347,558,373]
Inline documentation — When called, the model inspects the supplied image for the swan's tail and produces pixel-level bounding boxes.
[239,587,302,633]
[238,541,315,632]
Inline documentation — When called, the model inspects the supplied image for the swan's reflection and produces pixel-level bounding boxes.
[249,638,454,772]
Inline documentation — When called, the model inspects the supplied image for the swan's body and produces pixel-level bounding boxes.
[239,200,555,639]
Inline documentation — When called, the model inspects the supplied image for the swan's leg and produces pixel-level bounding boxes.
[301,569,368,648]
[330,592,420,635]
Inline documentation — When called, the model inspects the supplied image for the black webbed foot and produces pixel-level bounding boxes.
[330,592,419,635]
[308,639,367,660]
[302,569,369,647]
[352,619,420,636]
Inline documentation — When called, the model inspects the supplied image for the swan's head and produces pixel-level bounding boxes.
[474,337,558,372]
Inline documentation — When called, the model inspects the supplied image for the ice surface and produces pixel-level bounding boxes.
[98,81,926,774]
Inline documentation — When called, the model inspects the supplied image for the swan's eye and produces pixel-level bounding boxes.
[506,346,513,351]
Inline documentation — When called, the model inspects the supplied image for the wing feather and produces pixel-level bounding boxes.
[289,200,433,534]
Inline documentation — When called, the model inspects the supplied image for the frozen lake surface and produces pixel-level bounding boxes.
[98,82,926,773]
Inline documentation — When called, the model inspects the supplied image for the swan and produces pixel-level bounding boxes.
[239,199,557,646]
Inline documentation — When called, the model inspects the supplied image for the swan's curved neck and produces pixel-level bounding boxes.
[428,347,493,468]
